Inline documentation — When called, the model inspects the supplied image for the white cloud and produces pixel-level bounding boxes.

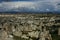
[0,1,59,12]
[0,2,38,12]
[38,0,60,2]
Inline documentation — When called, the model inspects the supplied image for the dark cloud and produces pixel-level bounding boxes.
[0,0,60,12]
[0,0,59,2]
[0,2,56,12]
[0,0,42,2]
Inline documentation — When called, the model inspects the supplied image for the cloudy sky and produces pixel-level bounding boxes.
[0,0,60,12]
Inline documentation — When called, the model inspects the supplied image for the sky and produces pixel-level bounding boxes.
[0,0,60,12]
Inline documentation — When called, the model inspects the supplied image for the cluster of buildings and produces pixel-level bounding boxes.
[0,14,60,40]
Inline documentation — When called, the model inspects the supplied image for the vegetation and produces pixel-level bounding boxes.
[51,34,60,40]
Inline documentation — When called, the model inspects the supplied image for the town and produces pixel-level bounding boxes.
[0,14,60,40]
